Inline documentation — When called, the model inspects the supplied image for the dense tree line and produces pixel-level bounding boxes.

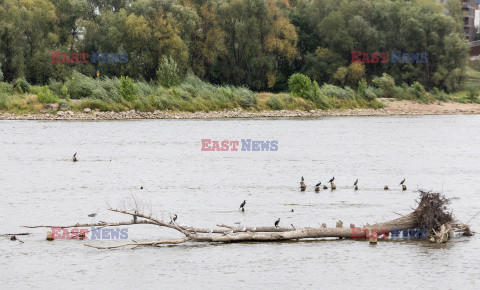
[0,0,470,92]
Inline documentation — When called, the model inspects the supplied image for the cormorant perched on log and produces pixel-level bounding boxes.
[169,214,178,224]
[73,152,78,162]
[274,218,281,227]
[239,200,246,210]
[329,177,335,183]
[354,179,358,186]
[400,178,405,185]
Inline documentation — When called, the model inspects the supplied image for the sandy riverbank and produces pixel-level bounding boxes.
[1,99,480,120]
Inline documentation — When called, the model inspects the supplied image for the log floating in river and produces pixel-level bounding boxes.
[23,191,474,249]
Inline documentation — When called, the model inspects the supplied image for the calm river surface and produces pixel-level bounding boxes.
[1,115,480,289]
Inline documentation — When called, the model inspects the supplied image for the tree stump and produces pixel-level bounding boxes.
[384,185,389,190]
[315,186,320,192]
[331,183,336,190]
[336,220,343,228]
[323,185,328,190]
[300,182,306,191]
[46,231,53,241]
[402,185,407,191]
[354,185,358,190]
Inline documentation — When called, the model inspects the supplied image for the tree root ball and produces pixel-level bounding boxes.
[46,231,54,241]
[331,183,336,190]
[354,185,358,190]
[384,185,389,190]
[315,186,320,192]
[300,182,306,191]
[402,185,407,191]
[323,185,328,190]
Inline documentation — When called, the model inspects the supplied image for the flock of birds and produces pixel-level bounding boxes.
[75,152,408,229]
[301,176,407,192]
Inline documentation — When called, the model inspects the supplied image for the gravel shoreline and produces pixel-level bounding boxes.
[2,99,480,120]
[1,107,480,120]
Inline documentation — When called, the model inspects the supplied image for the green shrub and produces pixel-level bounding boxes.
[267,95,285,110]
[100,77,121,101]
[17,78,30,93]
[288,73,313,99]
[0,63,3,82]
[372,73,396,97]
[37,86,58,103]
[66,71,98,99]
[0,94,11,110]
[320,84,354,99]
[467,87,478,103]
[411,81,426,99]
[157,56,182,88]
[356,78,368,99]
[431,87,449,102]
[119,76,137,101]
[236,87,257,108]
[48,79,68,98]
[364,86,378,101]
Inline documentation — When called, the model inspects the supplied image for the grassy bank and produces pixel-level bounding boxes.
[1,69,479,115]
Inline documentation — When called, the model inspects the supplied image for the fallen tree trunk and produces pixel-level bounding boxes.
[23,191,474,248]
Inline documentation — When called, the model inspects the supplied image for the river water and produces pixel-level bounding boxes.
[1,115,479,289]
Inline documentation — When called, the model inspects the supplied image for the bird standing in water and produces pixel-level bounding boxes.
[400,178,406,185]
[274,218,281,228]
[329,177,335,183]
[239,200,246,210]
[73,152,78,162]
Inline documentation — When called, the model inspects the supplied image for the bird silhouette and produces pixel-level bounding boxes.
[140,186,143,190]
[274,218,281,227]
[239,200,246,210]
[88,212,97,218]
[301,176,304,182]
[400,178,406,185]
[169,214,178,224]
[315,182,321,187]
[354,179,358,186]
[73,152,78,162]
[329,177,335,183]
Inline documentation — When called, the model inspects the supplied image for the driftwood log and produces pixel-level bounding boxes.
[23,191,473,249]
